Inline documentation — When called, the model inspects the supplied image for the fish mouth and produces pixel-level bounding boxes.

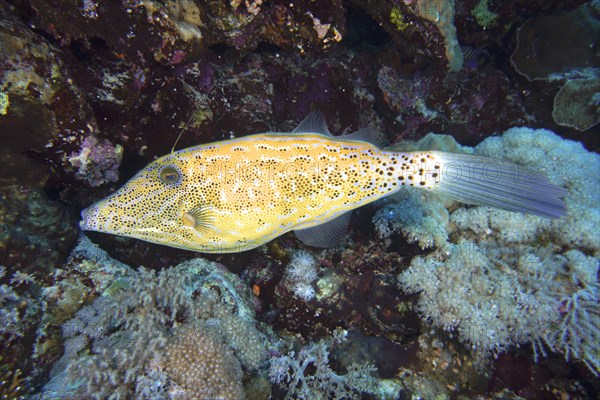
[80,204,102,232]
[79,206,92,231]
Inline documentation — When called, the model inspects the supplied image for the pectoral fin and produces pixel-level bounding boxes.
[182,205,214,232]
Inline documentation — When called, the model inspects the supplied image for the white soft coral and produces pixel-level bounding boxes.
[285,251,318,302]
[398,127,600,375]
[292,282,316,302]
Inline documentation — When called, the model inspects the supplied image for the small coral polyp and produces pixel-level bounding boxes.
[285,250,319,302]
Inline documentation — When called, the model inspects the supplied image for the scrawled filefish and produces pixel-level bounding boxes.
[80,113,567,253]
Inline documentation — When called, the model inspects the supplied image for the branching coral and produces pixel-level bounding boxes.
[533,263,600,375]
[399,241,597,358]
[269,330,379,399]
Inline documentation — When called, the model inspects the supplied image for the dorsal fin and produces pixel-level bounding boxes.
[292,112,331,135]
[268,113,385,148]
[294,211,351,248]
[340,127,387,148]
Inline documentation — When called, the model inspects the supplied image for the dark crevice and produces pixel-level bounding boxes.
[342,1,392,52]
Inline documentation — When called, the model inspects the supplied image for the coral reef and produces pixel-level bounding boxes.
[0,186,77,276]
[39,238,268,399]
[350,0,463,72]
[375,63,531,143]
[374,188,450,249]
[552,76,600,131]
[394,127,600,374]
[13,0,346,64]
[0,267,38,344]
[0,91,8,115]
[471,0,499,28]
[475,128,599,254]
[0,3,106,187]
[510,1,600,81]
[400,241,598,359]
[0,266,40,398]
[68,135,123,187]
[374,133,465,249]
[269,329,381,399]
[164,324,245,399]
[510,1,600,132]
[1,0,599,398]
[416,0,463,71]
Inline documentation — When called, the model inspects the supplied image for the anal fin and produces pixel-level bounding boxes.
[294,211,351,248]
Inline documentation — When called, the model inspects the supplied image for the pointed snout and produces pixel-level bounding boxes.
[80,203,103,232]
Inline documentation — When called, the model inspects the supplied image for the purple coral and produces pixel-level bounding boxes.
[170,50,186,65]
[68,135,123,187]
[198,63,215,93]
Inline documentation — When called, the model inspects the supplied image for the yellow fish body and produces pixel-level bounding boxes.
[81,113,566,253]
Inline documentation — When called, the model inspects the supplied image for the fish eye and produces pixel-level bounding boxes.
[159,165,181,184]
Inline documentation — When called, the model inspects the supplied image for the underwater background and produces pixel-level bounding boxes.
[0,0,599,398]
